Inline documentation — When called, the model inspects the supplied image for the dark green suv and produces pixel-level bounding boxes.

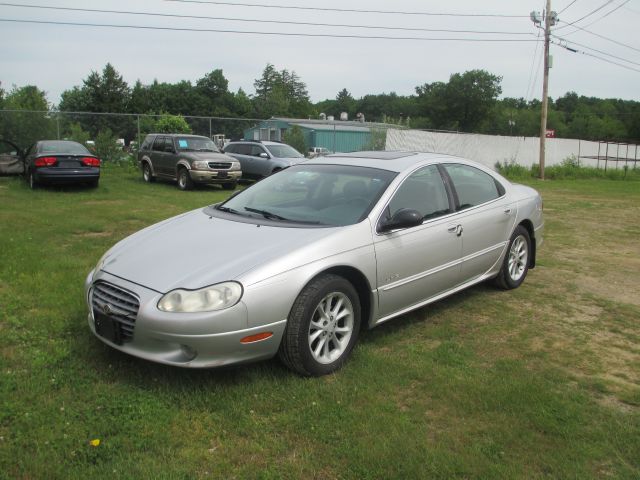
[138,134,241,190]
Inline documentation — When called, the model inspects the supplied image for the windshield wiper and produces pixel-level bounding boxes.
[216,205,241,215]
[244,207,291,221]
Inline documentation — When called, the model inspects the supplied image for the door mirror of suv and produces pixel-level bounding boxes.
[379,208,423,233]
[259,152,269,159]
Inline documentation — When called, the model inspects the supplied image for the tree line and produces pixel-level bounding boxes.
[1,63,639,147]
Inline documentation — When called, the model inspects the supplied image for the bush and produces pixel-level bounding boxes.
[282,125,306,154]
[154,114,191,134]
[495,157,640,181]
[94,128,130,164]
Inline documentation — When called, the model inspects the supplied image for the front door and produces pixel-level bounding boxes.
[373,164,462,320]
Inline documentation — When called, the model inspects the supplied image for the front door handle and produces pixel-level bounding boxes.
[447,224,463,236]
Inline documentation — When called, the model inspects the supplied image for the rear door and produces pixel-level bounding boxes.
[373,164,462,320]
[442,164,515,282]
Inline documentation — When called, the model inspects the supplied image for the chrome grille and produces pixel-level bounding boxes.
[91,281,139,341]
[208,162,232,169]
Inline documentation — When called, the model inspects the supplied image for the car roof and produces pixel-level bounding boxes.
[306,151,467,173]
[146,133,210,138]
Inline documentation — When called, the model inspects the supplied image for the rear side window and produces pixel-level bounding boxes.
[444,164,502,210]
[224,144,236,153]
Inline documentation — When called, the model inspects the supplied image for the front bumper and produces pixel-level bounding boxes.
[85,270,286,368]
[189,169,241,185]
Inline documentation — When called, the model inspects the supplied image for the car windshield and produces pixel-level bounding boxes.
[176,137,220,152]
[39,141,90,155]
[217,164,396,226]
[265,144,304,158]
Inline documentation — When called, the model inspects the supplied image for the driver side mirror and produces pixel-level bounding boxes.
[259,152,269,159]
[379,208,423,233]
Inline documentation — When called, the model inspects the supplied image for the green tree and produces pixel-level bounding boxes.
[59,63,132,138]
[252,64,313,118]
[1,85,55,147]
[416,70,502,132]
[335,88,356,118]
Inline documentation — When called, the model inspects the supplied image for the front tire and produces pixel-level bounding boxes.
[28,171,38,190]
[495,225,531,290]
[177,168,193,191]
[279,274,361,376]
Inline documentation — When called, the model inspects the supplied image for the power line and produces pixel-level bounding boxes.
[554,20,640,53]
[164,0,528,18]
[558,0,580,15]
[556,0,631,34]
[525,30,544,101]
[0,3,535,35]
[0,18,541,42]
[551,33,640,67]
[553,0,614,31]
[552,39,640,72]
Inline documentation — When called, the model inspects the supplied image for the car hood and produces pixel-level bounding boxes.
[180,151,234,162]
[99,209,340,292]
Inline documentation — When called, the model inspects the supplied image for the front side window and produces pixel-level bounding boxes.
[444,164,502,210]
[152,136,165,152]
[250,145,266,157]
[387,165,451,221]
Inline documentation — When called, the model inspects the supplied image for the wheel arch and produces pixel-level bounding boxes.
[176,159,191,173]
[141,158,155,175]
[305,266,373,332]
[518,219,536,268]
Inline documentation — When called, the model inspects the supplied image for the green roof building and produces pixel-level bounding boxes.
[243,117,390,153]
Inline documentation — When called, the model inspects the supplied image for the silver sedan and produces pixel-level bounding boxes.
[85,151,543,376]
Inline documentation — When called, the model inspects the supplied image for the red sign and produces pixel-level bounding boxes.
[545,129,556,138]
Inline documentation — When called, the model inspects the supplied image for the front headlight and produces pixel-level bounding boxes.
[232,161,241,170]
[192,160,209,170]
[157,282,243,313]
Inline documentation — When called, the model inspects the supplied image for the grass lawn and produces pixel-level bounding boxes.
[1,166,639,478]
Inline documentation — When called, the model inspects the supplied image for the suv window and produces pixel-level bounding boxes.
[141,135,154,151]
[250,145,266,157]
[388,165,451,220]
[444,164,502,210]
[152,136,166,152]
[236,144,253,155]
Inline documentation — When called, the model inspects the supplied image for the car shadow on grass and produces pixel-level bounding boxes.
[73,281,499,390]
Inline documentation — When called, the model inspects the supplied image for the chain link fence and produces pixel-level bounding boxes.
[0,110,392,163]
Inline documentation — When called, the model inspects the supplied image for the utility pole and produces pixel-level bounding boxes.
[539,0,551,180]
[531,1,557,180]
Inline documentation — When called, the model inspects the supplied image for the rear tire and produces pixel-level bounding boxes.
[177,168,193,191]
[142,163,155,183]
[279,274,361,376]
[495,225,531,290]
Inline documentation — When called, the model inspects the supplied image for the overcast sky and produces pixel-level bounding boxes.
[1,0,638,108]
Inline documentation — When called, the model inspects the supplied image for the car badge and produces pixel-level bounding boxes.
[102,303,113,315]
